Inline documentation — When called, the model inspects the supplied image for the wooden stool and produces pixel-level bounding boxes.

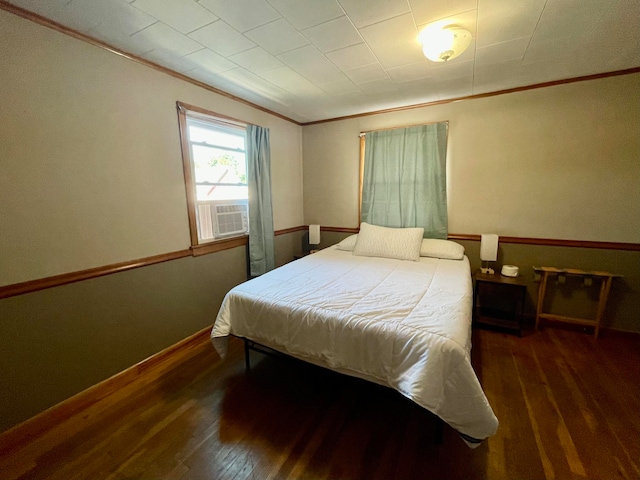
[534,267,621,339]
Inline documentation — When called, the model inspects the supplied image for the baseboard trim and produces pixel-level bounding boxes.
[0,325,214,455]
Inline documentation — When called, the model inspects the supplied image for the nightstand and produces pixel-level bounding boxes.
[473,270,528,336]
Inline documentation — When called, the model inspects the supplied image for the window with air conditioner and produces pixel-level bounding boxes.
[177,103,249,246]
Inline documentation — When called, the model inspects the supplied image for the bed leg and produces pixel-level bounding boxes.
[434,417,444,445]
[244,339,251,372]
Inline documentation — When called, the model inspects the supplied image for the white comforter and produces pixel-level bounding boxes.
[211,246,498,444]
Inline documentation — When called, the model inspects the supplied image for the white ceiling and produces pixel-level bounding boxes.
[6,0,640,123]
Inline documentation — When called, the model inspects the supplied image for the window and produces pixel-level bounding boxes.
[359,122,449,238]
[177,102,249,247]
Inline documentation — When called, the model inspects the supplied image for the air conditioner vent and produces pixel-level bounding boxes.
[215,203,248,237]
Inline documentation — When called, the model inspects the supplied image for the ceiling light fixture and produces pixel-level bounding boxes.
[418,25,472,62]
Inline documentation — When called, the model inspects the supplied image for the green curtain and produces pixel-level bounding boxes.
[361,122,448,239]
[247,124,275,276]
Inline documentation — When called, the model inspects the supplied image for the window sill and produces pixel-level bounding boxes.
[191,235,248,256]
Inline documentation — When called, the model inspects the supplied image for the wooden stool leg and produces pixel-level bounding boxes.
[593,277,613,339]
[535,272,549,330]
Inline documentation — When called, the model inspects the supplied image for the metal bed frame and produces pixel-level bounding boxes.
[241,336,444,444]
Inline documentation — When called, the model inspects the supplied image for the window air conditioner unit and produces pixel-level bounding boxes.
[196,201,248,240]
[214,202,249,237]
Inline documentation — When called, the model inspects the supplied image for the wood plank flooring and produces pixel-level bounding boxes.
[1,327,638,480]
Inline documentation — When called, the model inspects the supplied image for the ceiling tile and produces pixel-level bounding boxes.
[429,59,474,80]
[523,35,584,64]
[531,0,612,46]
[267,0,344,30]
[61,0,155,35]
[475,36,529,66]
[205,72,297,114]
[343,63,389,85]
[198,0,281,32]
[277,45,345,84]
[6,0,640,123]
[183,48,237,74]
[472,60,524,93]
[244,18,309,55]
[359,13,426,69]
[434,75,473,99]
[515,58,584,86]
[85,26,148,56]
[87,13,159,55]
[131,22,203,56]
[590,2,640,66]
[357,78,399,94]
[294,99,344,120]
[410,0,478,25]
[477,0,545,47]
[394,77,438,99]
[188,67,224,85]
[142,48,201,73]
[217,67,290,100]
[258,66,325,96]
[318,78,361,95]
[302,16,363,53]
[338,0,410,28]
[228,47,284,73]
[386,61,432,83]
[538,0,613,30]
[131,0,217,34]
[365,85,437,110]
[333,91,368,106]
[188,21,256,57]
[325,43,377,71]
[603,0,640,34]
[577,38,640,73]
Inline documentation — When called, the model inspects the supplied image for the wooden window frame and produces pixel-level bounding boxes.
[176,101,250,255]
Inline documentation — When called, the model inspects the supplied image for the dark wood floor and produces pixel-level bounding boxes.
[2,326,639,480]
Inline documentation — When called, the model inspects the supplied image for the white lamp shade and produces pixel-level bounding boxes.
[309,224,321,245]
[480,234,499,261]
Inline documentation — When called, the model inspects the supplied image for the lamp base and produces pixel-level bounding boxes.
[480,267,495,275]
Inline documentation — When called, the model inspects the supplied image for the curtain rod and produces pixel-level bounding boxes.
[359,119,448,136]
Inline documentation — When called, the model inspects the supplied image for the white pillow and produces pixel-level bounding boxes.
[353,223,424,261]
[337,234,358,251]
[420,239,465,260]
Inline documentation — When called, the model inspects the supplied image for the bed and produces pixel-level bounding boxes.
[211,228,499,447]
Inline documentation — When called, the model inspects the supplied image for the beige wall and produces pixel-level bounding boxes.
[0,9,304,286]
[302,73,640,243]
[0,8,307,431]
[301,73,640,333]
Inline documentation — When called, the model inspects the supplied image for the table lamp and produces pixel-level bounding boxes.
[309,224,320,253]
[480,234,498,274]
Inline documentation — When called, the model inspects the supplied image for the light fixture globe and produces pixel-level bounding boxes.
[419,25,472,62]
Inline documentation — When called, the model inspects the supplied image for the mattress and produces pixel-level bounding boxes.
[211,246,498,445]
